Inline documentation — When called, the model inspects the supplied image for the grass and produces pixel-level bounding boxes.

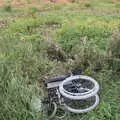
[0,0,120,120]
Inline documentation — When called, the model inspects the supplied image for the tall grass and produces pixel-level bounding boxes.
[0,2,120,120]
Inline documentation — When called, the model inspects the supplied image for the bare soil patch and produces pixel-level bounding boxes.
[0,0,89,7]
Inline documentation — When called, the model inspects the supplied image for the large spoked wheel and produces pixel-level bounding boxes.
[59,75,100,113]
[64,94,99,113]
[59,75,99,100]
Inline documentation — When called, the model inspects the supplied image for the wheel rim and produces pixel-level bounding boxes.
[59,75,99,100]
[64,94,99,113]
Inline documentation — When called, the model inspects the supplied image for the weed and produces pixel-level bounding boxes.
[27,6,40,18]
[84,2,92,8]
[108,27,120,58]
[107,27,120,71]
[47,43,67,61]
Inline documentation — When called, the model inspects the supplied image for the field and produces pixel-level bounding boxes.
[0,0,120,120]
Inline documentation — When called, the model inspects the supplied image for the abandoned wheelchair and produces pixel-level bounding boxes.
[44,74,100,118]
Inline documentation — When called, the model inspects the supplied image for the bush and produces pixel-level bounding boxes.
[84,3,92,8]
[71,0,79,3]
[3,4,12,12]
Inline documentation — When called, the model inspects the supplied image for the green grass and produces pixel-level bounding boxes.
[0,0,120,120]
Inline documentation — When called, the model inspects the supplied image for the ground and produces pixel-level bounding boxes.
[0,0,120,120]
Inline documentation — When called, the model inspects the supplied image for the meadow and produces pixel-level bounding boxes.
[0,0,120,120]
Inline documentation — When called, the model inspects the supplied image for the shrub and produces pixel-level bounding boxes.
[3,4,12,12]
[71,0,79,3]
[84,3,92,8]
